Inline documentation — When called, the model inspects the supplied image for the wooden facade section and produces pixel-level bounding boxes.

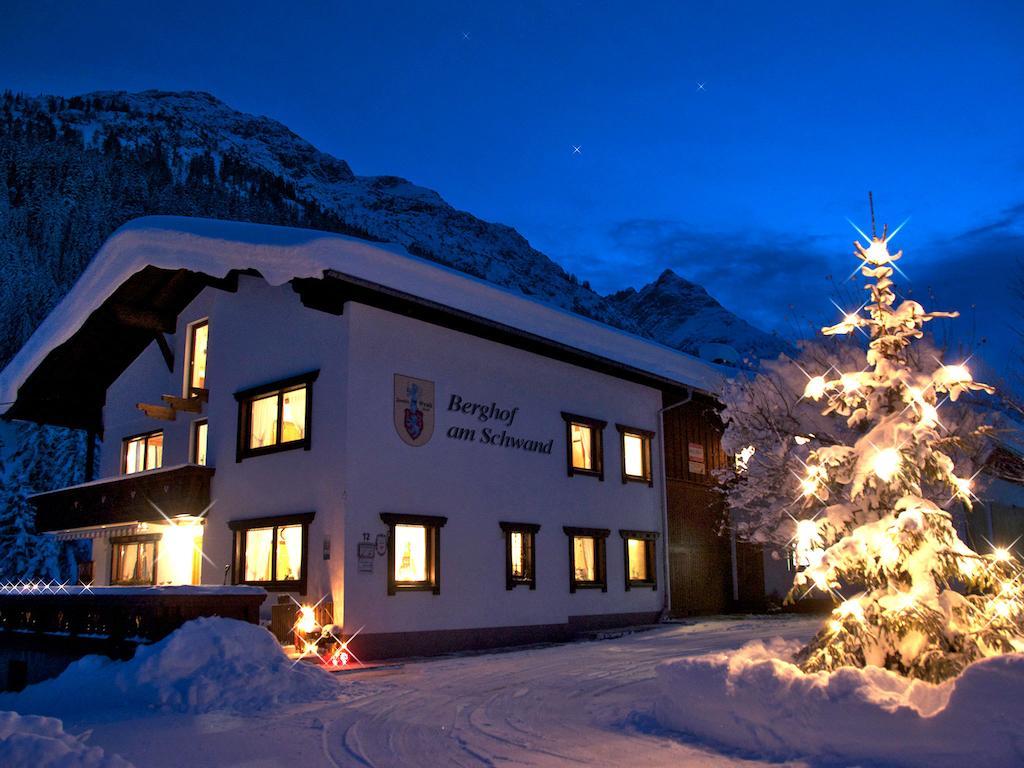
[32,464,215,532]
[662,392,764,615]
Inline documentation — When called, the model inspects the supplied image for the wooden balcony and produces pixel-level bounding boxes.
[31,464,215,533]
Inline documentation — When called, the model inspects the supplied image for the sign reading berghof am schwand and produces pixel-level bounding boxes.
[394,374,554,455]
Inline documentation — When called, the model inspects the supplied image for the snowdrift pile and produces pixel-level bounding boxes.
[4,617,341,716]
[0,710,132,767]
[656,639,1024,767]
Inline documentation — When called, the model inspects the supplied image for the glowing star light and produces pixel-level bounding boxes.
[804,375,828,400]
[871,448,901,482]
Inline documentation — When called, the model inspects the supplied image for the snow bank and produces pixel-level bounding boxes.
[4,617,341,716]
[0,710,132,767]
[656,639,1024,766]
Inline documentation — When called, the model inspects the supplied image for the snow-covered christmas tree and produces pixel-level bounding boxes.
[724,218,1024,682]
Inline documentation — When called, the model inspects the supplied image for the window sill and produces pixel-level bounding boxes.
[626,580,657,591]
[622,474,653,486]
[237,439,309,462]
[390,583,440,595]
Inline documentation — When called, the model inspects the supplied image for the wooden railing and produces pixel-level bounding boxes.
[0,587,265,643]
[31,464,215,532]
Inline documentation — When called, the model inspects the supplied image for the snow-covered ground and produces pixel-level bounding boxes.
[3,615,820,767]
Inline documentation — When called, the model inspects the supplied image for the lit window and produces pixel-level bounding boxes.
[111,536,159,585]
[564,526,609,592]
[394,525,427,583]
[500,522,539,589]
[229,513,313,592]
[571,424,592,469]
[123,431,163,474]
[574,537,596,581]
[235,371,318,460]
[381,513,447,595]
[617,425,654,484]
[192,420,208,466]
[561,413,606,479]
[160,523,204,585]
[621,530,658,590]
[186,320,209,395]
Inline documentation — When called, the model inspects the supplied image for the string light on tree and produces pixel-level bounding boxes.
[722,193,1019,683]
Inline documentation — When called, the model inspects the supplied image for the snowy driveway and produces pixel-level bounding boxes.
[73,616,819,767]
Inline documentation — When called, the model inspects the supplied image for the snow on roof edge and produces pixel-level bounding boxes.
[0,216,724,413]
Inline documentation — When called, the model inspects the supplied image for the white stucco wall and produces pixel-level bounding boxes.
[97,277,666,635]
[101,276,347,606]
[341,303,665,634]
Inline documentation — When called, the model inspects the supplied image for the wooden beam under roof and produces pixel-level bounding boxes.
[136,402,176,421]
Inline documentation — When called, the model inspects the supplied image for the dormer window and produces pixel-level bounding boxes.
[123,431,163,474]
[186,319,209,396]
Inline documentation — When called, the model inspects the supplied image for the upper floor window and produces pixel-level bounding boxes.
[192,420,208,466]
[123,430,163,474]
[564,526,609,592]
[228,512,314,593]
[620,530,658,590]
[560,412,606,480]
[499,521,539,590]
[186,319,209,396]
[617,424,655,486]
[234,371,318,461]
[381,513,447,595]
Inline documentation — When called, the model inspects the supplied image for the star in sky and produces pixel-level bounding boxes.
[697,82,706,91]
[572,145,582,154]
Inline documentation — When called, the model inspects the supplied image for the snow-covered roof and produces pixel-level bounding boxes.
[0,216,723,420]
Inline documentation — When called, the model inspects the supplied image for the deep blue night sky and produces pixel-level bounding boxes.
[2,1,1022,382]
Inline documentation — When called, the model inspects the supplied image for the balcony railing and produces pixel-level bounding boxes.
[0,586,265,643]
[31,464,215,532]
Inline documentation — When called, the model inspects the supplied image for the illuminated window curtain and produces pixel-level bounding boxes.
[190,323,208,391]
[137,542,153,582]
[249,395,279,449]
[623,433,645,477]
[125,438,144,474]
[146,433,163,470]
[395,524,427,582]
[280,387,306,443]
[194,422,208,465]
[244,527,274,581]
[510,532,525,578]
[628,539,648,581]
[275,525,303,581]
[573,537,595,581]
[571,424,592,469]
[116,544,138,582]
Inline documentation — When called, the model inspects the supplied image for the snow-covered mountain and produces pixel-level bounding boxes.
[0,89,785,370]
[608,269,789,362]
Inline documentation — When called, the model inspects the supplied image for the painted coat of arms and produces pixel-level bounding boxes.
[393,374,435,447]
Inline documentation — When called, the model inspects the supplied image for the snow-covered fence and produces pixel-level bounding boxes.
[0,585,265,644]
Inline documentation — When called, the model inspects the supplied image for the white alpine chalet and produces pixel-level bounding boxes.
[0,216,765,657]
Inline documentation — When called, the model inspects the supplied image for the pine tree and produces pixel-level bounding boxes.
[774,224,1021,682]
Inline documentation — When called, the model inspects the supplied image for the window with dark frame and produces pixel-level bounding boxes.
[228,512,314,594]
[110,534,160,585]
[381,513,447,595]
[563,526,609,592]
[186,319,209,396]
[191,419,208,466]
[499,522,539,590]
[560,412,606,480]
[620,529,658,590]
[616,424,655,486]
[123,430,163,474]
[234,371,318,461]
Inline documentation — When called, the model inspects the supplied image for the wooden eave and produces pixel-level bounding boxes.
[4,266,238,433]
